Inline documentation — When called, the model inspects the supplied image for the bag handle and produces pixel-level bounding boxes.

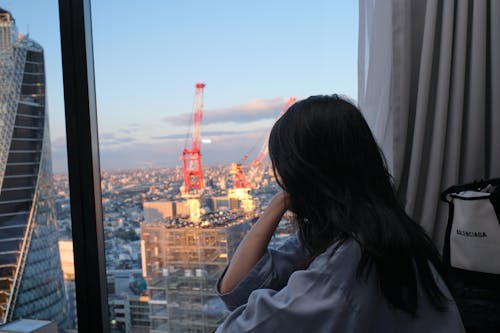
[440,178,500,203]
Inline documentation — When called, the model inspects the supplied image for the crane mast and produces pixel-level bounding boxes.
[230,162,251,188]
[181,83,205,195]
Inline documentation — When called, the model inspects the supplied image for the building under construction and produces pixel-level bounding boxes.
[141,219,251,333]
[139,84,295,332]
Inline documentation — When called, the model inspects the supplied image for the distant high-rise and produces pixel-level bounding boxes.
[58,240,77,329]
[143,201,178,222]
[0,8,68,328]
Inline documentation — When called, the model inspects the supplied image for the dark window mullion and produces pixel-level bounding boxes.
[58,1,109,332]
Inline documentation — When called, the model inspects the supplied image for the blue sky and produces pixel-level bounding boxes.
[2,0,358,172]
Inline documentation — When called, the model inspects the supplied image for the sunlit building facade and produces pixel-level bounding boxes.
[59,240,77,329]
[141,221,250,333]
[0,8,68,328]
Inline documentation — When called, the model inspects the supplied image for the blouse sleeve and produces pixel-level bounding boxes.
[214,259,356,333]
[216,235,307,310]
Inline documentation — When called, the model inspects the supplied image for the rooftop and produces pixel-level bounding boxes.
[0,319,56,333]
[0,7,13,21]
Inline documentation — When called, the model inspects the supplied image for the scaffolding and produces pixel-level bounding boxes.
[141,221,250,333]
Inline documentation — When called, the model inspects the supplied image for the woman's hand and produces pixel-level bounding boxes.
[218,191,290,294]
[268,191,290,215]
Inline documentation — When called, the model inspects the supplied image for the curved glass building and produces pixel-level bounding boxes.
[0,8,68,328]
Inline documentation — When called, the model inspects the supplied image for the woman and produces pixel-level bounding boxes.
[216,95,464,332]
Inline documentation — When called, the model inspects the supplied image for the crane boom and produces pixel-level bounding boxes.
[249,97,296,178]
[231,97,296,189]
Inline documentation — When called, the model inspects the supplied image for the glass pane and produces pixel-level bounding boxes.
[0,2,77,332]
[92,1,357,332]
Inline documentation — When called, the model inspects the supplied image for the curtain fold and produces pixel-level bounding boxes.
[391,0,500,248]
[358,0,394,171]
[359,0,500,249]
[491,0,500,175]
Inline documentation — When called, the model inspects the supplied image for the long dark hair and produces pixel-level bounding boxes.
[268,95,448,314]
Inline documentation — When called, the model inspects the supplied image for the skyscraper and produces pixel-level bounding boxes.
[0,8,68,328]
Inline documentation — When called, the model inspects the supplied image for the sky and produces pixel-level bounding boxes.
[2,0,358,172]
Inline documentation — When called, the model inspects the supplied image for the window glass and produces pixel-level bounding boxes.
[91,1,358,332]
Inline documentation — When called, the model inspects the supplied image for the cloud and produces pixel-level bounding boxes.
[51,121,273,172]
[163,97,286,126]
[52,128,270,172]
[52,132,137,149]
[151,133,190,140]
[51,136,67,151]
[117,123,143,135]
[96,132,266,171]
[152,129,258,140]
[98,132,136,146]
[118,128,132,135]
[101,137,136,146]
[99,132,116,140]
[112,137,136,144]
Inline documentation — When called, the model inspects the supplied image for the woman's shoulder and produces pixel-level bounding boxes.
[305,238,364,286]
[311,238,362,267]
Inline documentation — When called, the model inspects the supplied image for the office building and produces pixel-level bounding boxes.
[108,269,149,333]
[204,196,229,212]
[0,8,68,328]
[110,295,149,333]
[143,200,192,223]
[143,201,176,222]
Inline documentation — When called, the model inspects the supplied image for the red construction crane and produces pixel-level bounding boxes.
[232,97,297,189]
[230,161,251,189]
[248,96,296,181]
[181,83,205,194]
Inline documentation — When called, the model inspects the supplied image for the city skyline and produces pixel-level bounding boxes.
[51,160,285,332]
[1,1,358,172]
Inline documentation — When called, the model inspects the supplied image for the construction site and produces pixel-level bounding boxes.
[140,83,295,332]
[142,218,251,333]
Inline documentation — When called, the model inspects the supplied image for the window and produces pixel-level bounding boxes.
[91,1,357,332]
[2,1,359,332]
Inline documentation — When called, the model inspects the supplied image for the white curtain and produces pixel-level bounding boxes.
[359,0,500,250]
[358,0,393,172]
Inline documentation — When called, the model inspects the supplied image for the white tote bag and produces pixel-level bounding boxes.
[441,179,500,333]
[441,178,500,274]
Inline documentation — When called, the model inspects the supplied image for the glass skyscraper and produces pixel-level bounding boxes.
[0,8,68,328]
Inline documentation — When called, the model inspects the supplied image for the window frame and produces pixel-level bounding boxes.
[58,0,109,332]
